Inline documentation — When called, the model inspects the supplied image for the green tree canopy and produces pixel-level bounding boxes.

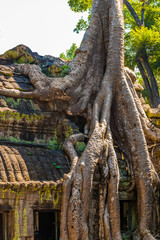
[68,0,92,12]
[124,0,160,105]
[60,43,78,60]
[124,0,160,69]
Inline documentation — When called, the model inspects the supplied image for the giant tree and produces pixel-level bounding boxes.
[71,0,160,108]
[0,0,160,239]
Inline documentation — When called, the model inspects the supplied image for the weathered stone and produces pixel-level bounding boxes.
[47,64,62,77]
[147,108,160,118]
[0,65,14,76]
[0,45,70,78]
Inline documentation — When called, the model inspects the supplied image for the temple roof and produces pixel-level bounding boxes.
[0,143,70,189]
[0,65,33,92]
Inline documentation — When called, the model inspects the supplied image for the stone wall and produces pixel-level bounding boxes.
[0,185,61,239]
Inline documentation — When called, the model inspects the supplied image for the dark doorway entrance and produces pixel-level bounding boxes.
[120,201,137,240]
[0,213,3,240]
[34,211,60,240]
[0,212,8,240]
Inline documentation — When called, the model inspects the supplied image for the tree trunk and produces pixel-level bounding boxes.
[0,0,159,239]
[124,0,160,107]
[136,57,154,107]
[141,50,160,107]
[136,51,160,108]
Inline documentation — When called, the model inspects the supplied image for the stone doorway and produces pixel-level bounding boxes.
[0,213,2,240]
[0,212,8,240]
[120,201,137,240]
[34,211,60,240]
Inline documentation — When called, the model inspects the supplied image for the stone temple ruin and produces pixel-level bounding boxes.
[0,45,159,240]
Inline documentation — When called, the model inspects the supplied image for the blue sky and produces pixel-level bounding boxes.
[0,0,87,57]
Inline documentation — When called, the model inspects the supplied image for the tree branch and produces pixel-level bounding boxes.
[123,0,142,26]
[141,50,160,106]
[141,1,150,26]
[136,57,154,106]
[141,2,145,26]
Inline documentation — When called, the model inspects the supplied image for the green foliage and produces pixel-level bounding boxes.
[68,0,92,12]
[135,70,150,104]
[130,26,160,55]
[46,129,62,150]
[26,151,32,155]
[2,97,36,111]
[64,124,73,139]
[124,1,141,30]
[61,65,70,77]
[51,162,61,169]
[141,89,150,104]
[47,139,61,150]
[67,0,92,33]
[124,0,160,69]
[60,43,78,60]
[59,53,66,59]
[75,141,86,152]
[124,0,160,97]
[0,136,32,144]
[74,17,89,33]
[73,8,92,33]
[3,97,19,108]
[0,135,62,151]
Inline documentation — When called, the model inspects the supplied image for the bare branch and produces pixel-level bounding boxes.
[124,0,142,26]
[141,2,145,25]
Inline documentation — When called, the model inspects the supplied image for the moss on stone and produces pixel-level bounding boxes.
[23,208,28,236]
[2,49,20,60]
[0,110,44,123]
[48,64,62,77]
[147,108,160,118]
[17,54,34,64]
[53,189,61,208]
[150,118,160,127]
[122,232,132,240]
[75,142,86,153]
[64,124,73,139]
[0,66,13,76]
[13,195,20,240]
[0,45,35,64]
[1,184,62,203]
[44,189,52,201]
